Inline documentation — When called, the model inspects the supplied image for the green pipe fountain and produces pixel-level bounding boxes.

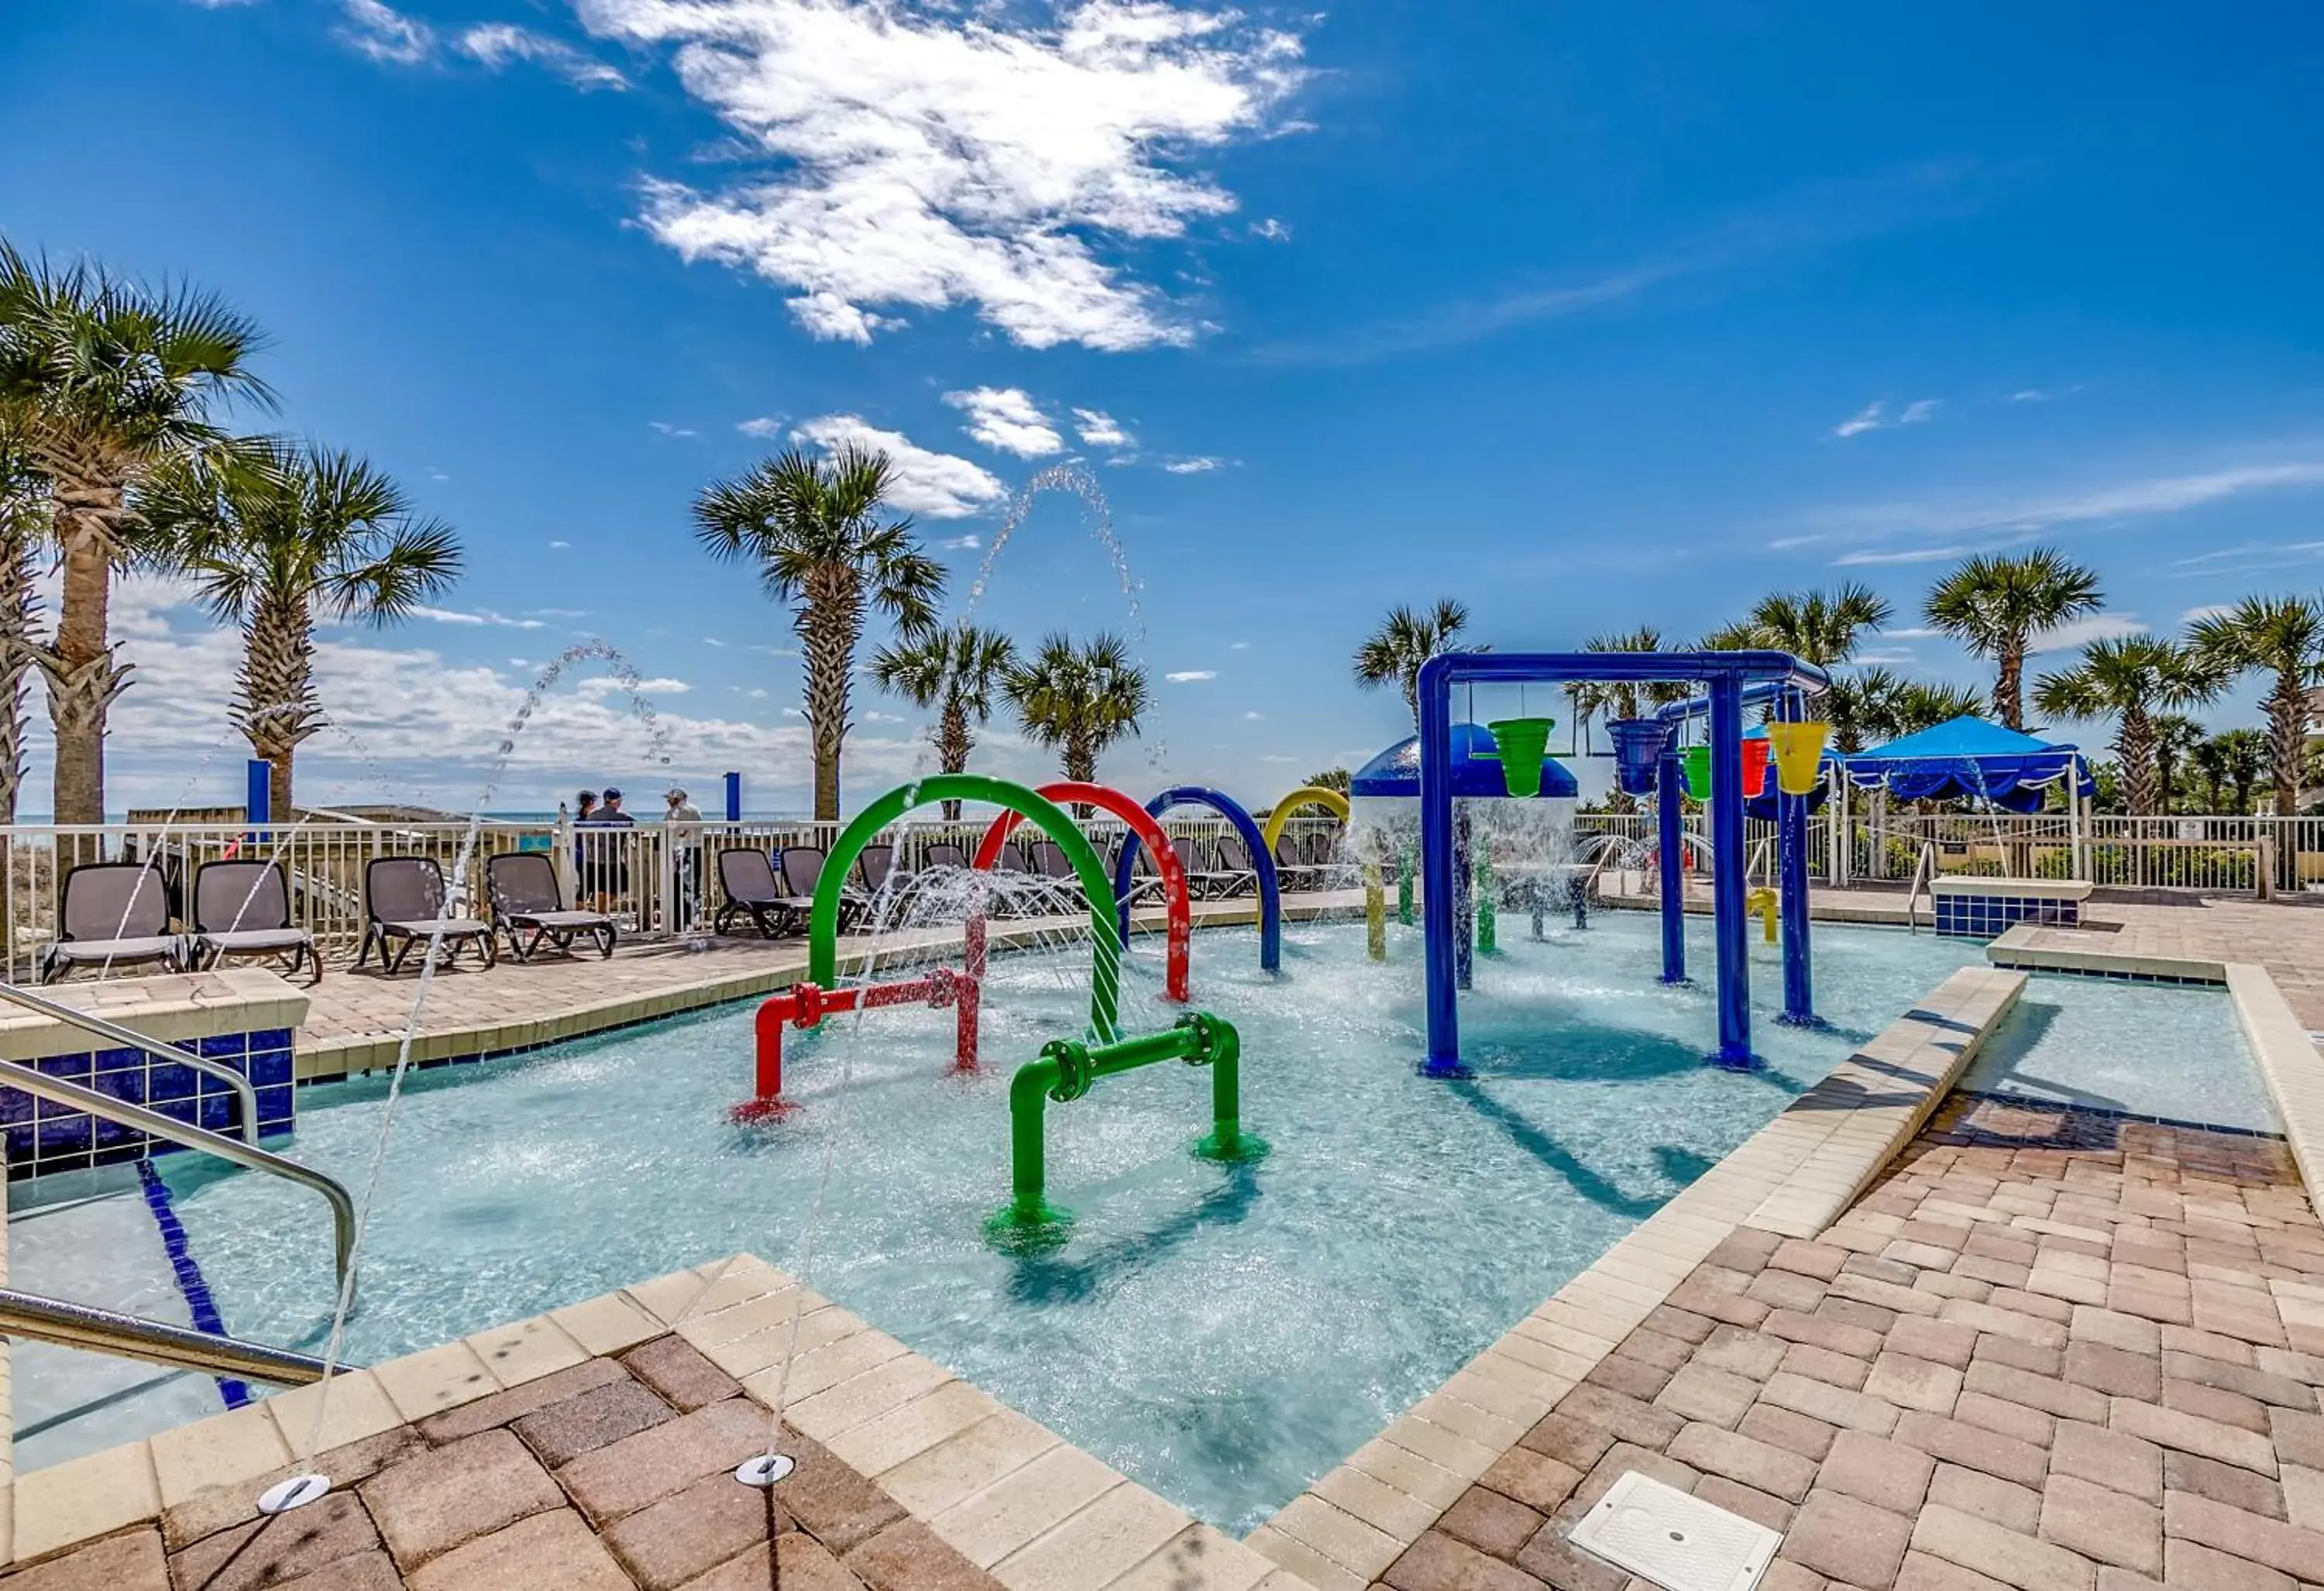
[985,1011,1264,1254]
[809,773,1122,1042]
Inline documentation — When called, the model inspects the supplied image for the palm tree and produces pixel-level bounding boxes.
[1745,582,1894,665]
[0,242,274,823]
[1925,548,2103,730]
[871,622,1016,819]
[2150,713,2207,813]
[694,444,944,820]
[2191,728,2268,814]
[0,421,44,822]
[1353,599,1473,726]
[1698,619,1765,651]
[2186,595,2324,817]
[1566,627,1690,731]
[1818,668,1980,753]
[1005,632,1150,784]
[2032,637,2223,815]
[136,442,462,815]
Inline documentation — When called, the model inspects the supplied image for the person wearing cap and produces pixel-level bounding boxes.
[665,787,703,928]
[594,788,637,913]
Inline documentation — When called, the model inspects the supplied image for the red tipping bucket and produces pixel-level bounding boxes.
[1740,738,1770,799]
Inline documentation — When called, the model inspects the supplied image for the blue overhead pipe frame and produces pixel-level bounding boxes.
[1114,785,1281,974]
[1418,651,1827,1078]
[1776,692,1817,1027]
[1657,751,1686,986]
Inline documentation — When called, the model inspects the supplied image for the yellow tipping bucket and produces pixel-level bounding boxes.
[1767,720,1831,796]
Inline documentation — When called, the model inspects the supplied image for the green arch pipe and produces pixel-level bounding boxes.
[809,774,1122,1043]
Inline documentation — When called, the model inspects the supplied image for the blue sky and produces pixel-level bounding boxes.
[3,0,2321,814]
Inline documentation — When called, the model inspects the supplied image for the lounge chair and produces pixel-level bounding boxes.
[855,843,903,899]
[779,845,866,929]
[918,841,969,872]
[356,857,497,974]
[1212,835,1260,898]
[190,860,319,984]
[485,853,616,962]
[1112,837,1167,909]
[713,847,793,938]
[40,862,188,983]
[1274,833,1321,891]
[1029,839,1076,880]
[1171,836,1244,900]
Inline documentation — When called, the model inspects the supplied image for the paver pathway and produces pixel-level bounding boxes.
[1375,1094,2324,1590]
[1,1331,999,1591]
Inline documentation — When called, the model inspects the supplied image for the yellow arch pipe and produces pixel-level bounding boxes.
[1260,785,1351,855]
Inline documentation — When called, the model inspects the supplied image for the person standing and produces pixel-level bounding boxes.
[591,788,637,915]
[573,789,600,905]
[665,786,703,930]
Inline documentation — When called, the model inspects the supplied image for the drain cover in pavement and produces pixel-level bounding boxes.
[1566,1472,1782,1591]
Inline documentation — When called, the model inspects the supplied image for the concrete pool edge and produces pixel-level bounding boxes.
[0,1252,1314,1589]
[1243,964,2030,1591]
[2229,963,2324,1223]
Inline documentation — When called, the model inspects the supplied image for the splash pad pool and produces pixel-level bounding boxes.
[155,913,1988,1531]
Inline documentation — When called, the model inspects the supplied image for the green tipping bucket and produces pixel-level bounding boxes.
[1483,717,1556,798]
[1681,744,1714,801]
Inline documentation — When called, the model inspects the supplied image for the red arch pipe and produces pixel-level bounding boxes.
[969,781,1191,1002]
[734,967,980,1122]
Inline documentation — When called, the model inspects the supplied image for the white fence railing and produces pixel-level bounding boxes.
[0,813,1349,984]
[1572,810,2323,899]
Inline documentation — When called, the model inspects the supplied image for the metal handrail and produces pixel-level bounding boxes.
[0,1057,355,1281]
[0,1287,339,1383]
[1904,841,1938,934]
[0,981,261,1146]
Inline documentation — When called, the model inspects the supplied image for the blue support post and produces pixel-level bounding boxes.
[1657,751,1686,984]
[1418,657,1466,1076]
[723,771,742,823]
[1776,698,1817,1027]
[246,758,270,843]
[1708,676,1755,1068]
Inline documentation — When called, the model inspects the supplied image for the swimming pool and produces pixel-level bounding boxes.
[135,913,1991,1530]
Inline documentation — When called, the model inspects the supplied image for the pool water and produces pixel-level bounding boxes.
[160,914,1987,1530]
[1961,974,2269,1132]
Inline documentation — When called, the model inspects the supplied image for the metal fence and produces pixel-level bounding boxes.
[0,812,1349,984]
[1573,809,2324,899]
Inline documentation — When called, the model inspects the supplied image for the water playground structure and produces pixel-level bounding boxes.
[1412,648,1832,1074]
[730,647,1832,1246]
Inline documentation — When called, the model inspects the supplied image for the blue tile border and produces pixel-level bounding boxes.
[5,1028,298,1180]
[136,1158,253,1407]
[1988,958,2228,988]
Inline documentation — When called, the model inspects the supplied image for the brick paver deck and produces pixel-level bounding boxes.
[1373,1096,2324,1591]
[0,1332,998,1591]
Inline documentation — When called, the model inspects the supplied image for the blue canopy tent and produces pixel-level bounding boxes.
[1841,715,2093,813]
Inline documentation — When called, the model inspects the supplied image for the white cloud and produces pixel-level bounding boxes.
[2012,389,2051,403]
[865,710,904,722]
[944,387,1064,457]
[703,637,727,648]
[1249,217,1290,241]
[736,416,784,438]
[1832,544,1978,567]
[1229,640,1250,649]
[790,415,1006,518]
[1834,398,1940,438]
[748,688,768,699]
[1243,710,1263,720]
[411,606,549,630]
[579,675,692,696]
[1163,455,1222,473]
[1786,458,2324,562]
[1165,669,1216,682]
[531,607,590,619]
[1072,408,1132,449]
[2030,613,2147,655]
[648,421,699,438]
[940,534,982,551]
[548,540,572,551]
[579,0,1308,349]
[338,0,432,62]
[2181,604,2236,625]
[458,22,628,88]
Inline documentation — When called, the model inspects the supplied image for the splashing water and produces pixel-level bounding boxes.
[292,639,672,1468]
[964,464,1144,644]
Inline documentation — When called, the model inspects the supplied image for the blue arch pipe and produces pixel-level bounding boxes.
[1417,650,1827,1077]
[1114,785,1281,973]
